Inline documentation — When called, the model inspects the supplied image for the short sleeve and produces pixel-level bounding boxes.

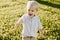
[21,14,25,21]
[17,14,26,24]
[37,17,43,29]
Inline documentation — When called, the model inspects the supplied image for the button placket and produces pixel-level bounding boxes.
[30,18,31,36]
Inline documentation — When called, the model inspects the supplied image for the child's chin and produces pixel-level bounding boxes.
[29,15,32,17]
[29,16,33,18]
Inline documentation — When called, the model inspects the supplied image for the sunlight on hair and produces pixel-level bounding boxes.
[26,1,39,11]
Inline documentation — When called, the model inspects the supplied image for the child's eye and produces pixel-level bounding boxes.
[31,10,34,12]
[28,9,34,12]
[28,9,30,11]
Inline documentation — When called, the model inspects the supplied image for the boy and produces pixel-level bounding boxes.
[14,1,44,40]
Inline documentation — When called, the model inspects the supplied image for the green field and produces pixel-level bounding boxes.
[0,0,60,40]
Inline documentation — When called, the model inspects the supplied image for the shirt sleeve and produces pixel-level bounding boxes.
[17,14,25,24]
[38,17,43,30]
[21,14,25,22]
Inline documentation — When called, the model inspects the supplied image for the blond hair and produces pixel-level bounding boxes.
[26,1,39,10]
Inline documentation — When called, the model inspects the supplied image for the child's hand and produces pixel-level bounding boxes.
[40,33,44,38]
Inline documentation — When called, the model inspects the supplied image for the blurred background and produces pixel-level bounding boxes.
[0,0,60,40]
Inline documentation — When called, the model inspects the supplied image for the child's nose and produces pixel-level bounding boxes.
[29,11,32,13]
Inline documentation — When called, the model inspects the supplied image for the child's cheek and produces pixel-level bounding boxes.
[33,12,36,15]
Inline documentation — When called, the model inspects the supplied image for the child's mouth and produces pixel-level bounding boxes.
[28,14,32,16]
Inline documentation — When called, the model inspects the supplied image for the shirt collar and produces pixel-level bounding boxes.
[27,14,36,19]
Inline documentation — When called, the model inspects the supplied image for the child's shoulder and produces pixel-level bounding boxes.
[21,13,28,19]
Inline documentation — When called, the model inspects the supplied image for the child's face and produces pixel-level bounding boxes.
[27,7,37,17]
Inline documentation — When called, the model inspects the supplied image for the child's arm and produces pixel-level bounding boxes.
[14,18,23,30]
[38,17,44,37]
[39,29,44,37]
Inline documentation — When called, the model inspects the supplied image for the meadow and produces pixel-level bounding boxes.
[0,0,60,40]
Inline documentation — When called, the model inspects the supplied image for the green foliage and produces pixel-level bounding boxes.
[35,0,60,9]
[36,2,60,40]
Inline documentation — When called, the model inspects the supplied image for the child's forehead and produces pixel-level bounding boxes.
[28,7,37,10]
